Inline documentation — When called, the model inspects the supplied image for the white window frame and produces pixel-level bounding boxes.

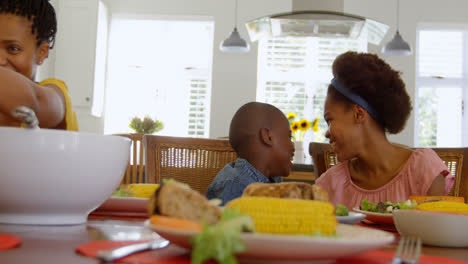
[103,14,214,138]
[415,23,468,147]
[256,33,368,144]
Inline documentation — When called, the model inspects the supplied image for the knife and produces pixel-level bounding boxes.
[97,238,170,262]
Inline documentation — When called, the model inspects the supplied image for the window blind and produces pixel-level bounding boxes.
[257,34,367,142]
[187,79,210,137]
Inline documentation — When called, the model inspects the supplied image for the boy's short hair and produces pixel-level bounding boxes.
[229,102,284,155]
[0,0,57,48]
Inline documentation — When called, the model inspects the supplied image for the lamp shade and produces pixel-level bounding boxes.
[220,27,250,53]
[381,31,412,56]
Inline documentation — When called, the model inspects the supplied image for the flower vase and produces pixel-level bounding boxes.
[293,141,305,164]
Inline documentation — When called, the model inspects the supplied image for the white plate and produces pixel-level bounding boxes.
[352,208,394,225]
[145,220,394,261]
[336,212,366,225]
[96,197,149,213]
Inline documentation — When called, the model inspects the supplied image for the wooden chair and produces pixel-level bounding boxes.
[115,133,145,184]
[308,142,336,177]
[429,148,466,199]
[143,135,238,194]
[309,142,468,200]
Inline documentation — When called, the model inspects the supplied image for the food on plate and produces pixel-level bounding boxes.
[360,199,418,214]
[112,184,159,198]
[226,196,336,236]
[415,201,468,214]
[147,179,253,264]
[148,179,337,264]
[242,182,329,201]
[149,215,203,232]
[409,195,464,204]
[335,204,349,216]
[147,180,222,224]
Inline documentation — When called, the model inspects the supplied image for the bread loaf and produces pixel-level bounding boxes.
[147,181,222,224]
[242,182,328,202]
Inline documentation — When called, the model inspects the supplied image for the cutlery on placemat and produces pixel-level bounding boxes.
[97,238,169,262]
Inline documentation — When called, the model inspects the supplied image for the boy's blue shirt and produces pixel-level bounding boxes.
[206,158,282,205]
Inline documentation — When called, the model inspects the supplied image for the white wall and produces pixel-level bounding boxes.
[41,0,291,136]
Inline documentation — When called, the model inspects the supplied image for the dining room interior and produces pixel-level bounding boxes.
[39,0,468,148]
[2,0,468,263]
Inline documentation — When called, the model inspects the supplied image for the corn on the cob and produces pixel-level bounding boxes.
[409,196,464,204]
[125,184,159,198]
[416,201,468,214]
[226,197,336,236]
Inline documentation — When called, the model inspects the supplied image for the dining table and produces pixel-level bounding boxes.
[0,213,467,264]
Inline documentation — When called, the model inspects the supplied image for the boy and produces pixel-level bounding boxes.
[206,102,295,205]
[0,0,78,130]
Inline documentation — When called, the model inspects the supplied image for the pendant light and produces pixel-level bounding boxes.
[220,0,249,53]
[381,0,412,56]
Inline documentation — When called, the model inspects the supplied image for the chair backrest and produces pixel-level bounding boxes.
[309,142,468,200]
[308,142,336,177]
[430,148,466,199]
[115,133,145,184]
[143,135,238,194]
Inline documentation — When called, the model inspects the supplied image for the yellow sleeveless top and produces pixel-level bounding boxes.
[39,78,79,131]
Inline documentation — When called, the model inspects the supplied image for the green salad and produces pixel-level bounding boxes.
[335,204,349,216]
[360,199,418,214]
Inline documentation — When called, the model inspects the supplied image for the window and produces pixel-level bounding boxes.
[256,33,368,144]
[416,28,468,147]
[103,16,214,137]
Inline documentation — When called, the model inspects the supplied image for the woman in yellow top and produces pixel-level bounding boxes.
[0,0,78,131]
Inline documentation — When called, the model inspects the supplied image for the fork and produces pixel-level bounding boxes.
[391,236,422,264]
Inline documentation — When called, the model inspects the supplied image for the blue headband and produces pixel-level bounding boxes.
[331,78,379,122]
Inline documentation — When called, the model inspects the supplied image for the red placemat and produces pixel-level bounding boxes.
[76,240,467,264]
[0,234,21,250]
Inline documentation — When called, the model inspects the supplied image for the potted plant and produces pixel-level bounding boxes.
[129,116,164,134]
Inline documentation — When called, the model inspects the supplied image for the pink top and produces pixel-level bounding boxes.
[315,149,455,209]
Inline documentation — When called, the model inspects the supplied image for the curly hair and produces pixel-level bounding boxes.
[328,51,412,134]
[0,0,57,48]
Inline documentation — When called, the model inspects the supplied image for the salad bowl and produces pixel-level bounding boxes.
[0,127,130,225]
[353,200,418,225]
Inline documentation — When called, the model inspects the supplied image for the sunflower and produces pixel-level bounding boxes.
[291,121,300,134]
[312,118,320,132]
[287,112,297,120]
[299,119,311,132]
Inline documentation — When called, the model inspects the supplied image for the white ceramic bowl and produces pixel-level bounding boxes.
[0,127,131,225]
[393,209,468,247]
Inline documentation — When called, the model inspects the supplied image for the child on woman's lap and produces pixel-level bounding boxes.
[0,0,77,130]
[316,52,454,209]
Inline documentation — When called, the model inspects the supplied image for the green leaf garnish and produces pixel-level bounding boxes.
[190,208,255,264]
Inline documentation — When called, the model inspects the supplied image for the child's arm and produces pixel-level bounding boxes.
[426,173,446,196]
[0,67,65,128]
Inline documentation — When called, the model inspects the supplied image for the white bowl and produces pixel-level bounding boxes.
[393,209,468,247]
[0,127,131,225]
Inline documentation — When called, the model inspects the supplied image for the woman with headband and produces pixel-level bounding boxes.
[315,51,454,209]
